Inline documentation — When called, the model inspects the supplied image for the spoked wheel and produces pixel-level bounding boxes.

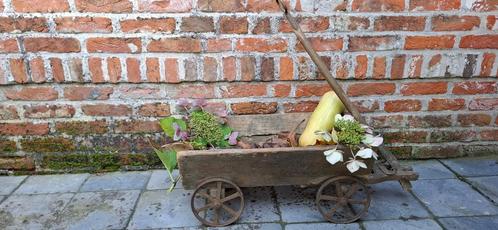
[316,176,371,224]
[191,178,245,227]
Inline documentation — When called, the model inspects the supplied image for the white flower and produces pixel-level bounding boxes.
[335,114,355,123]
[346,159,368,173]
[324,147,344,165]
[361,124,374,134]
[356,148,378,160]
[362,134,384,147]
[315,130,332,142]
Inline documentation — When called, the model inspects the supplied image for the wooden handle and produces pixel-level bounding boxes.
[275,0,364,123]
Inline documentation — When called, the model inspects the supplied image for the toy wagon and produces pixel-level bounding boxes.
[176,1,418,227]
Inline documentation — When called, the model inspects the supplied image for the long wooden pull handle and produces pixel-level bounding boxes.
[275,0,364,123]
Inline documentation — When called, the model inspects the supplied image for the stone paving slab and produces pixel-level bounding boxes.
[147,170,183,190]
[442,157,498,177]
[15,174,88,195]
[438,215,498,230]
[0,193,74,229]
[274,186,322,223]
[285,222,360,230]
[128,189,201,229]
[80,171,150,192]
[467,176,498,203]
[412,179,498,217]
[0,176,26,195]
[208,223,282,230]
[362,219,442,230]
[363,181,430,220]
[406,160,456,180]
[239,187,280,223]
[51,190,141,230]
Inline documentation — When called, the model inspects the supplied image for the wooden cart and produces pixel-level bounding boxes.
[177,0,418,227]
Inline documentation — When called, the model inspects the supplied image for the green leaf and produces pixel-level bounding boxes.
[153,147,177,174]
[159,117,187,138]
[221,125,233,139]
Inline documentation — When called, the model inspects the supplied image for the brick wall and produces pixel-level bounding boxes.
[0,0,497,173]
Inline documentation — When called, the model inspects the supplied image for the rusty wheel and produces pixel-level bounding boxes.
[316,176,370,224]
[191,178,244,227]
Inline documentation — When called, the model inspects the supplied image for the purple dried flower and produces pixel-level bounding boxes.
[177,98,190,107]
[228,132,239,145]
[173,122,188,141]
[192,98,208,109]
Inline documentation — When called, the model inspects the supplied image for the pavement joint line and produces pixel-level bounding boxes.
[437,159,498,206]
[270,186,286,229]
[6,175,29,196]
[125,171,153,229]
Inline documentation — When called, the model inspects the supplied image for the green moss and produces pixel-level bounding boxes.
[188,110,227,149]
[21,138,75,153]
[335,119,365,146]
[0,140,17,153]
[42,152,120,172]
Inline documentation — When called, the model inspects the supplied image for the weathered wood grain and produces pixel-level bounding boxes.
[178,145,374,189]
[226,113,309,136]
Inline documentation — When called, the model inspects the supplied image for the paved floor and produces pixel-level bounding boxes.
[1,156,498,230]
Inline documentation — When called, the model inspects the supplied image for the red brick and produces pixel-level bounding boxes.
[261,57,275,81]
[349,36,398,51]
[460,35,498,49]
[240,56,256,81]
[373,56,386,79]
[137,103,171,117]
[252,18,271,34]
[50,58,65,82]
[88,57,104,83]
[221,84,267,98]
[63,86,113,101]
[0,122,49,135]
[207,39,232,52]
[409,0,460,11]
[203,57,218,82]
[348,83,395,97]
[246,0,279,12]
[469,98,498,111]
[24,38,80,53]
[29,57,46,83]
[347,16,370,31]
[487,16,497,30]
[0,39,19,53]
[9,58,28,83]
[5,87,58,101]
[405,36,455,50]
[390,55,406,79]
[279,17,329,32]
[384,99,422,112]
[401,82,448,95]
[146,58,160,83]
[55,17,112,33]
[87,38,141,53]
[236,38,287,52]
[429,98,466,111]
[431,130,478,143]
[296,84,330,97]
[481,130,498,141]
[12,0,69,12]
[56,120,108,135]
[334,56,349,79]
[354,55,368,79]
[453,81,497,95]
[353,100,380,113]
[0,17,48,32]
[115,120,161,133]
[375,16,425,31]
[384,131,428,143]
[432,15,480,31]
[222,57,236,81]
[138,0,192,12]
[0,105,19,120]
[181,16,214,32]
[231,102,278,115]
[368,115,404,128]
[120,18,175,33]
[283,101,319,113]
[75,0,132,13]
[164,58,179,83]
[148,38,201,53]
[467,0,497,11]
[184,58,198,81]
[82,104,132,116]
[352,0,404,12]
[220,16,248,34]
[407,115,452,128]
[280,57,294,81]
[198,0,245,12]
[118,87,161,99]
[273,84,291,98]
[0,157,35,171]
[107,57,122,83]
[458,114,492,126]
[174,84,215,99]
[126,58,141,83]
[24,105,75,118]
[295,37,343,52]
[480,53,496,76]
[68,58,84,82]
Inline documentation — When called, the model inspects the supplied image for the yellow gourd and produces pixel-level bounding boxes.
[299,91,345,147]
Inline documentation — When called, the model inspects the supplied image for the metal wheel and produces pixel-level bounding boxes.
[316,176,371,224]
[191,178,244,227]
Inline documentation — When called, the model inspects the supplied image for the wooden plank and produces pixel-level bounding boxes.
[226,113,310,136]
[178,145,374,189]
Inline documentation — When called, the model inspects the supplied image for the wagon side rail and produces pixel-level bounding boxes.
[275,0,416,190]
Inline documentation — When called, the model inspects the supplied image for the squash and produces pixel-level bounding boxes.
[299,91,345,147]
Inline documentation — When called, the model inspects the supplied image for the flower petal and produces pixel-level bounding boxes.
[334,114,343,123]
[370,135,384,147]
[343,114,355,121]
[228,132,239,145]
[315,130,332,142]
[325,151,343,165]
[346,160,360,173]
[356,148,374,159]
